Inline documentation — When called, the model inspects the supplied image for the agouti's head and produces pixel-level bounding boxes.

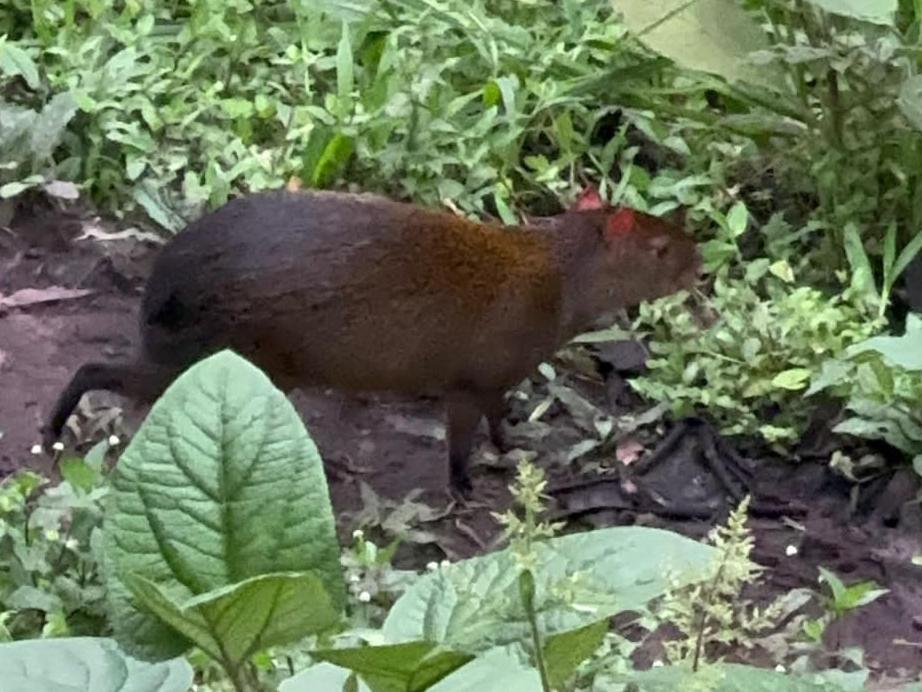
[558,187,700,326]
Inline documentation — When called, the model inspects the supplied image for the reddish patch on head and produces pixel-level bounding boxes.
[605,207,636,237]
[571,185,605,211]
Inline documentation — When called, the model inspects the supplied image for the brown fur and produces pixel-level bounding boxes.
[44,189,699,492]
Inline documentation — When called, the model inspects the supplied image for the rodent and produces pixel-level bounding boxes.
[43,187,699,493]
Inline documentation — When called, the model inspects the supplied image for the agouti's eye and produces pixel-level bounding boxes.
[649,236,670,259]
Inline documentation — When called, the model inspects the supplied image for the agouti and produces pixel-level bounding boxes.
[44,188,699,493]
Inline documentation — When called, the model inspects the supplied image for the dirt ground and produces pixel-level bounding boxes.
[1,203,921,686]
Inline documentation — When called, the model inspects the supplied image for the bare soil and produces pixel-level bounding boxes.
[1,203,920,686]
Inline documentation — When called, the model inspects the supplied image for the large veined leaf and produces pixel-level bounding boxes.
[106,350,344,660]
[126,572,339,669]
[847,313,922,370]
[382,526,716,652]
[612,0,780,88]
[0,637,193,692]
[609,661,866,691]
[802,0,895,25]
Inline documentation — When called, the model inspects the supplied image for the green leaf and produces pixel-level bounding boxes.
[802,0,895,25]
[571,326,634,344]
[0,637,193,692]
[60,456,100,492]
[817,566,847,604]
[126,572,338,667]
[0,180,40,198]
[613,0,781,89]
[312,640,473,691]
[383,526,716,653]
[843,223,878,302]
[847,314,922,370]
[132,182,186,233]
[891,231,922,287]
[899,76,922,131]
[771,368,812,391]
[31,92,78,162]
[768,260,795,283]
[543,619,608,690]
[105,350,344,661]
[428,646,541,691]
[336,22,354,117]
[280,662,370,692]
[0,40,40,89]
[726,201,748,238]
[611,661,852,691]
[310,132,354,187]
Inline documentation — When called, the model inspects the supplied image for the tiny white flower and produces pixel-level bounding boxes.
[426,561,439,572]
[652,660,664,668]
[349,574,361,583]
[440,559,450,569]
[358,591,371,603]
[785,545,798,557]
[352,529,364,540]
[65,538,79,551]
[108,435,120,446]
[52,442,64,452]
[774,664,786,673]
[30,444,42,455]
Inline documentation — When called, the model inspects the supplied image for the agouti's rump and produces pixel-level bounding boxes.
[44,189,699,493]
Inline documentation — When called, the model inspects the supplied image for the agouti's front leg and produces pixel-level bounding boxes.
[446,393,480,495]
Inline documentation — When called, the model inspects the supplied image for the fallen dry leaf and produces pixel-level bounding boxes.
[0,286,94,311]
[616,437,646,465]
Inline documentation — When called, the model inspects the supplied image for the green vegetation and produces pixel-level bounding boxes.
[0,351,861,690]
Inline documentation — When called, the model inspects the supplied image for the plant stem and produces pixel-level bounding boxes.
[520,570,552,691]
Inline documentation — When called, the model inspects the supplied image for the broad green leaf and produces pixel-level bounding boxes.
[805,359,850,396]
[611,661,856,691]
[771,368,812,391]
[803,0,895,25]
[106,350,343,660]
[126,572,338,667]
[817,566,846,604]
[280,662,371,692]
[0,40,40,89]
[0,180,40,198]
[899,76,922,131]
[429,646,541,692]
[31,92,78,162]
[543,619,608,690]
[769,260,795,283]
[383,526,716,653]
[613,0,780,88]
[726,201,748,238]
[0,637,193,692]
[312,640,473,691]
[132,183,185,233]
[60,456,100,492]
[847,314,922,370]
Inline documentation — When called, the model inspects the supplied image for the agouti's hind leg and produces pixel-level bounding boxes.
[43,361,179,451]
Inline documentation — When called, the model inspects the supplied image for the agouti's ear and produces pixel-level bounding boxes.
[571,185,605,211]
[604,207,636,240]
